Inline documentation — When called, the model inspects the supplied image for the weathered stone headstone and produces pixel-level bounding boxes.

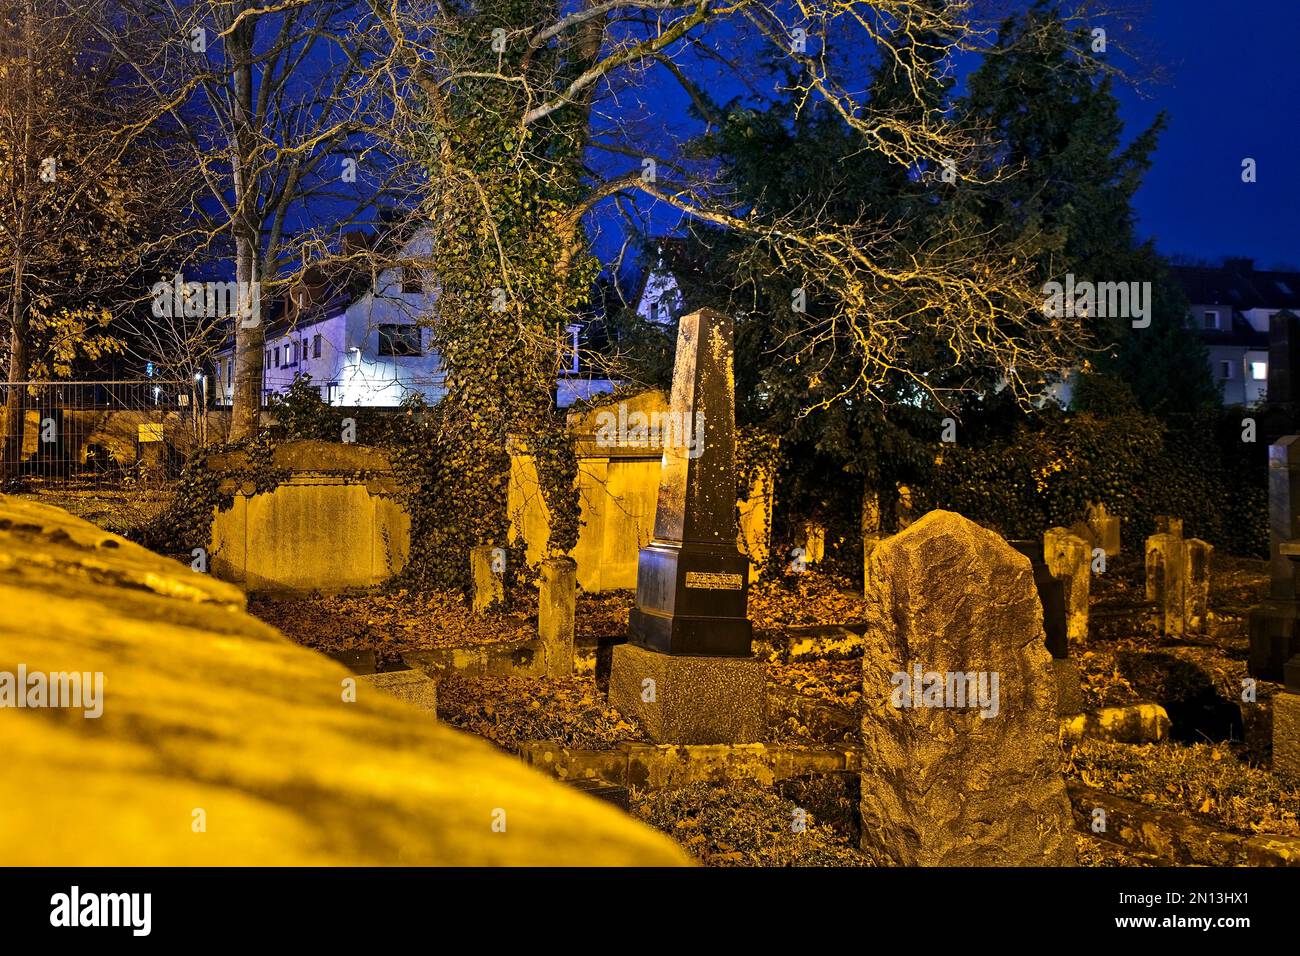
[1044,527,1090,644]
[800,520,826,565]
[1146,532,1186,636]
[859,511,1076,866]
[1011,539,1082,716]
[862,489,883,596]
[894,483,915,531]
[470,545,504,613]
[539,556,577,677]
[1154,515,1184,538]
[1249,437,1300,680]
[1183,538,1213,632]
[1087,501,1121,557]
[610,308,765,743]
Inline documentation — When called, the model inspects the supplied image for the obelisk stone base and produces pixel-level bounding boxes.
[609,643,765,744]
[1273,691,1300,782]
[1248,599,1300,681]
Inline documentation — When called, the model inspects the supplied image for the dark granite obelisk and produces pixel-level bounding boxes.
[1248,435,1300,680]
[1262,311,1300,445]
[610,308,764,743]
[627,307,753,656]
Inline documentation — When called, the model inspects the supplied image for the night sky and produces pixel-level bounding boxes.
[1114,0,1298,267]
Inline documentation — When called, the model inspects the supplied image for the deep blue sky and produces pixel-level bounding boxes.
[1114,0,1299,267]
[587,0,1300,274]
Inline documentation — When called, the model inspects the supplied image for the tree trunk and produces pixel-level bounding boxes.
[225,5,262,442]
[228,236,263,440]
[2,272,28,484]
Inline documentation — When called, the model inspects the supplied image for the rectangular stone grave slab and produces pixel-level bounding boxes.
[357,669,438,713]
[609,642,765,744]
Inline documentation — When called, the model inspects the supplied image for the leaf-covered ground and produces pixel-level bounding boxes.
[249,587,536,653]
[631,781,869,866]
[748,572,871,632]
[436,673,647,752]
[1065,738,1300,836]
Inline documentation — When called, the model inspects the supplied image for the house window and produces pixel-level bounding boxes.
[301,338,308,363]
[265,349,270,369]
[378,324,422,356]
[1204,310,1220,330]
[313,334,322,358]
[1219,361,1234,379]
[274,346,281,367]
[1252,361,1268,380]
[401,265,423,294]
[559,324,581,374]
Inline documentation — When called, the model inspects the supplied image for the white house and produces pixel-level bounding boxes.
[212,230,444,408]
[1172,259,1300,406]
[210,232,693,410]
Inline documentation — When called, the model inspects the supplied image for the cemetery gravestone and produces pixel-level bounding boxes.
[1183,539,1213,632]
[1088,501,1121,556]
[539,556,577,677]
[1044,527,1090,644]
[859,511,1076,865]
[1146,532,1186,637]
[1249,437,1300,680]
[1011,539,1083,716]
[609,308,765,744]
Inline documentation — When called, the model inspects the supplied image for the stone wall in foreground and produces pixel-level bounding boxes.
[0,495,688,866]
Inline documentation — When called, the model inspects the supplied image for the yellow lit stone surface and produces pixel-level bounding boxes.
[0,495,689,866]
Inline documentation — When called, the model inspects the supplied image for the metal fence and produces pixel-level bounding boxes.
[0,380,207,489]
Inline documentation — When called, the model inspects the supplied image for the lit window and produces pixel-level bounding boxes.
[559,324,581,374]
[1252,361,1268,380]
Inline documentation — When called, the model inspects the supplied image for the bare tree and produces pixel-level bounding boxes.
[0,0,189,482]
[97,0,392,439]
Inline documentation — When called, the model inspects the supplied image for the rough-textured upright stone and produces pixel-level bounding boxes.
[470,545,505,613]
[539,556,577,677]
[859,510,1076,866]
[1183,538,1213,632]
[1146,532,1186,636]
[1044,527,1090,644]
